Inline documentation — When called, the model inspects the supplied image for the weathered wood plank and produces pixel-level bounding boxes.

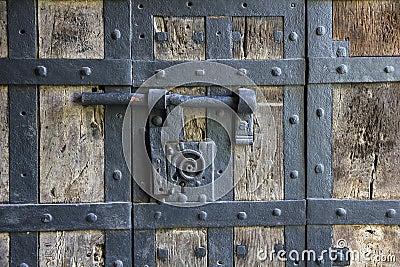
[233,16,284,267]
[0,0,6,58]
[333,0,400,57]
[38,1,105,266]
[154,17,205,60]
[332,82,400,265]
[156,229,207,267]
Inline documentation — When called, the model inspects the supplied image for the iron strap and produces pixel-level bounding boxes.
[0,59,132,85]
[308,199,400,225]
[134,200,306,230]
[0,202,131,232]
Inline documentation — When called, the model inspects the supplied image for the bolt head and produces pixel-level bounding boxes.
[35,66,47,77]
[385,66,395,73]
[157,248,169,261]
[198,194,207,203]
[237,212,247,220]
[272,208,282,216]
[86,213,98,223]
[178,193,188,203]
[198,211,208,220]
[336,46,347,57]
[316,26,326,36]
[271,67,282,77]
[386,209,396,218]
[194,246,207,258]
[236,245,248,258]
[289,115,299,124]
[290,170,299,179]
[336,208,347,217]
[316,108,325,118]
[41,213,53,223]
[154,211,162,219]
[80,67,92,76]
[315,164,325,174]
[289,32,298,41]
[113,260,124,267]
[111,29,121,40]
[336,64,348,74]
[113,170,122,180]
[237,68,247,76]
[156,32,168,43]
[152,116,163,126]
[20,263,29,267]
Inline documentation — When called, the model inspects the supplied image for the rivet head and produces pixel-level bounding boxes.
[111,29,121,40]
[113,260,124,267]
[198,194,207,203]
[156,32,169,43]
[178,193,188,203]
[195,69,205,76]
[237,68,247,76]
[271,67,282,76]
[336,208,347,217]
[336,64,348,74]
[289,115,299,124]
[272,208,282,216]
[385,66,395,73]
[154,211,162,219]
[315,164,325,174]
[336,46,347,57]
[152,116,163,126]
[316,26,326,36]
[237,212,247,220]
[80,67,92,76]
[316,108,325,118]
[236,245,248,258]
[194,247,207,258]
[86,213,98,223]
[289,32,298,41]
[290,170,299,179]
[41,213,53,223]
[157,248,169,261]
[198,211,208,220]
[386,209,396,218]
[113,170,122,180]
[35,66,47,77]
[20,263,29,267]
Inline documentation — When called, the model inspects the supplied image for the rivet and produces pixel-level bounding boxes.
[178,193,188,203]
[192,32,204,44]
[289,32,298,41]
[20,264,29,267]
[35,66,47,77]
[198,194,207,203]
[152,116,163,126]
[290,170,298,179]
[157,248,169,261]
[113,260,124,267]
[316,108,325,118]
[41,213,53,223]
[86,213,98,223]
[336,64,348,74]
[336,208,347,217]
[289,115,299,124]
[154,211,162,219]
[236,245,248,258]
[195,69,205,76]
[237,212,247,220]
[384,66,395,73]
[271,67,282,76]
[237,68,247,76]
[194,246,207,258]
[113,170,122,180]
[80,67,92,76]
[272,208,282,216]
[156,69,166,78]
[156,32,168,43]
[315,164,325,174]
[198,211,208,220]
[111,29,121,40]
[336,46,347,57]
[316,26,326,36]
[386,209,396,218]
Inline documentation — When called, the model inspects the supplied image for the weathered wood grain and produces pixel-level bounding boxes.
[0,0,6,57]
[233,17,284,267]
[38,1,105,266]
[333,83,400,265]
[154,17,205,60]
[156,229,207,267]
[333,0,400,56]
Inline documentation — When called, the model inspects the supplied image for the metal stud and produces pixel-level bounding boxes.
[384,66,395,73]
[152,116,163,126]
[198,194,207,203]
[236,245,248,258]
[113,260,124,267]
[386,209,396,218]
[86,213,98,223]
[336,208,347,217]
[289,32,298,41]
[289,115,299,125]
[156,32,168,43]
[113,170,122,180]
[272,208,282,217]
[336,46,347,57]
[35,66,47,77]
[336,64,348,74]
[316,108,325,118]
[290,170,299,179]
[111,29,121,40]
[154,211,162,219]
[316,26,326,36]
[194,247,207,258]
[315,164,325,174]
[20,263,29,267]
[237,68,247,76]
[198,211,208,221]
[157,248,168,261]
[156,69,166,78]
[80,67,92,76]
[178,193,188,203]
[271,67,282,76]
[41,213,53,223]
[237,212,247,220]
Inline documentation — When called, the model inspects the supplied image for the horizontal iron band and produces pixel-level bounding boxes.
[134,0,302,16]
[308,199,400,225]
[309,57,400,84]
[134,200,306,230]
[0,202,131,232]
[132,59,306,86]
[0,59,132,85]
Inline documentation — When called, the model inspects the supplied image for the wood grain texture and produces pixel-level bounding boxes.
[233,17,284,267]
[156,229,207,267]
[333,83,400,266]
[154,17,205,60]
[333,0,400,56]
[0,233,8,267]
[38,1,105,266]
[0,0,6,57]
